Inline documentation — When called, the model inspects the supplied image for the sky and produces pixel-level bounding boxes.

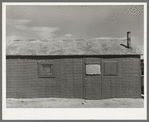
[6,5,144,51]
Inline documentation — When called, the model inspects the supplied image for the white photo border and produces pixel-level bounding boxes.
[2,2,147,120]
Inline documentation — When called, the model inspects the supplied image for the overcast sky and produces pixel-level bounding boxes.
[6,5,144,51]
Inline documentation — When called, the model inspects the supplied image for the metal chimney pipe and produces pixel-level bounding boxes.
[127,31,131,48]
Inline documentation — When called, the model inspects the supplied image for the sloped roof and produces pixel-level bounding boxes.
[6,38,142,56]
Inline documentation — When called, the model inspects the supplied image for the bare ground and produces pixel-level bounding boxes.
[6,98,144,108]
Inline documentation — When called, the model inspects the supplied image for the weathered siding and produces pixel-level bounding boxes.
[6,56,141,99]
[6,58,83,98]
[102,57,141,98]
[84,57,102,100]
[83,56,141,99]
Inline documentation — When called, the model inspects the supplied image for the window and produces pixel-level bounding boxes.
[86,64,101,76]
[104,61,118,76]
[141,59,144,75]
[38,62,54,77]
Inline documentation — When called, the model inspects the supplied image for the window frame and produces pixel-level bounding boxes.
[141,59,144,76]
[85,63,101,76]
[38,62,55,78]
[103,61,118,76]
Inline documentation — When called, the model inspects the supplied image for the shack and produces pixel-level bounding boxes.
[6,32,142,99]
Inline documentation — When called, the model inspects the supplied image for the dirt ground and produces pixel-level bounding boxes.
[6,98,144,108]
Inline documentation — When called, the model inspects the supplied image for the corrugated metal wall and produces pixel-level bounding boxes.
[6,56,141,99]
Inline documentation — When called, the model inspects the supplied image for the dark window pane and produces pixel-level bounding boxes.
[104,61,117,75]
[42,64,52,74]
